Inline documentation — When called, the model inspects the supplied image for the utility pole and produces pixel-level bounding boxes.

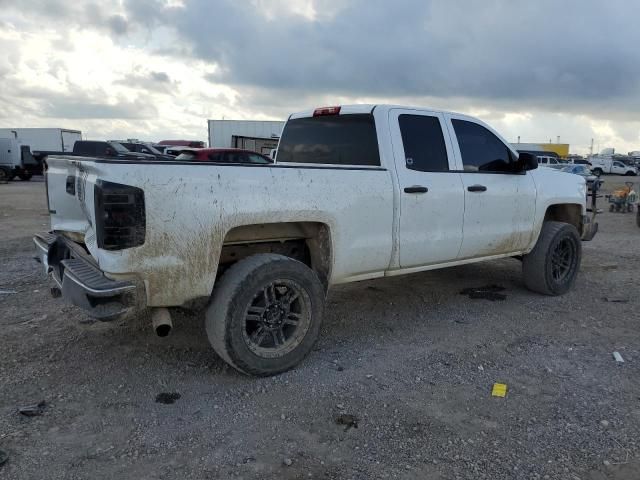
[517,135,520,143]
[590,138,594,156]
[557,136,560,144]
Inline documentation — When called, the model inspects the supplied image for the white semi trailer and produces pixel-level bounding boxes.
[207,120,284,155]
[0,128,82,181]
[0,128,82,154]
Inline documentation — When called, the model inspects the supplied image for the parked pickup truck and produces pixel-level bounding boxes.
[33,140,156,162]
[589,156,638,176]
[34,104,598,376]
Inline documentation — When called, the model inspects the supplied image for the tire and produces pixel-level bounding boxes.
[522,221,582,296]
[592,168,603,176]
[18,173,32,181]
[625,171,636,176]
[0,167,10,182]
[206,254,325,376]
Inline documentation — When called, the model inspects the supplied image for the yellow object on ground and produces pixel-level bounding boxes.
[492,383,508,397]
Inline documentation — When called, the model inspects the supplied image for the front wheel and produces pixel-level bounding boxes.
[0,167,10,182]
[522,221,582,296]
[206,254,325,376]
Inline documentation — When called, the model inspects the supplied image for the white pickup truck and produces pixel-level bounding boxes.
[589,156,638,176]
[34,104,598,376]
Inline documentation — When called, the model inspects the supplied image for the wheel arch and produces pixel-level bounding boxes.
[220,221,333,289]
[543,203,583,231]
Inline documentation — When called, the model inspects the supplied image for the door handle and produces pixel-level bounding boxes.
[404,186,428,194]
[467,185,487,192]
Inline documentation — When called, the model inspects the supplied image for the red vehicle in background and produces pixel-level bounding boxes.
[158,140,206,148]
[175,148,272,164]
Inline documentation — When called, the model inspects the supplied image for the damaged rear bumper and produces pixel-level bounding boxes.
[33,232,139,320]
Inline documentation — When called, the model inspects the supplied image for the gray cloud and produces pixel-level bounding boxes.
[114,70,176,93]
[11,84,157,120]
[148,0,640,116]
[2,0,640,151]
[41,98,156,119]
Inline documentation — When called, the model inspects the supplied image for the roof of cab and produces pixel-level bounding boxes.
[288,104,466,120]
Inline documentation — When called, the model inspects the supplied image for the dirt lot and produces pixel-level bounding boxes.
[1,177,639,480]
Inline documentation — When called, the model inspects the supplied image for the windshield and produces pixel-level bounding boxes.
[143,144,162,155]
[109,142,130,153]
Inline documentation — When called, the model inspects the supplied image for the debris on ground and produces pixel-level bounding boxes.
[0,289,17,295]
[613,352,625,363]
[603,296,629,303]
[18,400,46,417]
[460,285,507,301]
[491,383,508,398]
[283,458,293,466]
[335,413,359,431]
[0,449,8,467]
[155,392,181,404]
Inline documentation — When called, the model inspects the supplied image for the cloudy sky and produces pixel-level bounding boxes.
[1,0,639,154]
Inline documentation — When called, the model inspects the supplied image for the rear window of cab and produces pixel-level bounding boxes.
[277,114,380,166]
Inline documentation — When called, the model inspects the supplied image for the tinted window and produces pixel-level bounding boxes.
[208,152,223,162]
[398,114,449,172]
[277,114,380,166]
[224,152,246,163]
[452,120,515,173]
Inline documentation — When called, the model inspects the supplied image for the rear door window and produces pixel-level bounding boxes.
[398,114,449,172]
[277,114,380,166]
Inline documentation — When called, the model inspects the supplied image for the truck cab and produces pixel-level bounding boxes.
[0,138,40,181]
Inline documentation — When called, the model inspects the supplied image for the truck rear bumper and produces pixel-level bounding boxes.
[33,232,138,321]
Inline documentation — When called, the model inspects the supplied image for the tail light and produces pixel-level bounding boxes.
[313,106,341,117]
[94,180,145,250]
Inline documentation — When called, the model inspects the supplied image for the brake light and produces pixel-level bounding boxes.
[313,106,341,117]
[94,180,146,250]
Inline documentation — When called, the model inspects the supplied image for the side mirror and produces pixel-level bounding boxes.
[518,152,538,171]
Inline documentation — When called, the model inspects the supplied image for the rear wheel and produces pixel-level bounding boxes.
[206,254,325,376]
[522,221,582,296]
[592,168,603,176]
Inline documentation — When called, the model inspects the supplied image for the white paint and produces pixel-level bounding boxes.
[387,108,464,267]
[613,352,624,363]
[44,104,588,308]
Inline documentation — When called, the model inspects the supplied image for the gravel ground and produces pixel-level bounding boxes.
[1,177,639,480]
